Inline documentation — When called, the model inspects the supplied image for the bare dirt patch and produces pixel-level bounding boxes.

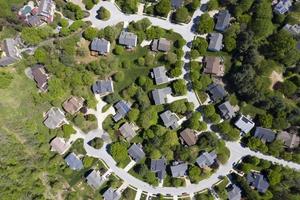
[269,70,283,90]
[75,38,100,64]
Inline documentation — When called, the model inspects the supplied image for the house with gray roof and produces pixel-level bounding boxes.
[207,83,228,102]
[86,170,105,189]
[227,184,242,200]
[234,115,255,134]
[50,137,70,155]
[170,162,188,178]
[160,110,180,129]
[218,101,235,119]
[283,24,300,36]
[151,66,169,85]
[64,153,83,170]
[37,0,55,23]
[151,38,171,52]
[171,0,184,9]
[118,31,137,49]
[103,187,121,200]
[128,143,145,162]
[119,122,136,141]
[208,33,223,52]
[215,10,231,32]
[247,172,269,193]
[254,127,276,143]
[113,100,131,122]
[150,158,166,181]
[44,107,66,129]
[152,87,172,105]
[196,151,217,168]
[274,0,292,15]
[0,38,21,66]
[92,79,114,96]
[90,38,110,55]
[277,130,300,149]
[180,128,198,146]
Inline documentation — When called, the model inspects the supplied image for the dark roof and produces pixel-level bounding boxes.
[91,38,110,54]
[128,144,145,162]
[254,127,276,143]
[227,184,242,200]
[208,33,223,52]
[207,83,227,102]
[113,100,131,122]
[180,128,197,146]
[218,101,235,119]
[160,110,180,129]
[247,172,269,193]
[31,65,49,91]
[171,0,184,9]
[92,80,114,95]
[150,158,166,180]
[64,153,83,170]
[170,163,187,178]
[215,10,231,32]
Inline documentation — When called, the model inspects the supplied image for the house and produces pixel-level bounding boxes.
[277,131,300,149]
[50,137,70,155]
[283,24,300,35]
[103,187,121,200]
[218,101,235,119]
[0,38,21,67]
[90,38,110,55]
[151,66,169,85]
[86,170,105,189]
[170,162,188,178]
[128,143,145,162]
[151,38,171,52]
[37,0,56,23]
[160,110,180,129]
[196,151,217,168]
[208,33,223,52]
[215,10,231,32]
[152,87,172,105]
[254,127,276,143]
[180,128,198,146]
[92,79,114,96]
[171,0,184,9]
[247,172,269,193]
[31,64,49,92]
[207,83,228,102]
[27,15,44,27]
[113,100,131,122]
[274,0,292,14]
[62,96,84,115]
[227,184,242,200]
[203,56,225,77]
[118,31,137,49]
[150,158,166,181]
[234,115,255,134]
[64,153,83,170]
[44,107,65,129]
[119,122,136,141]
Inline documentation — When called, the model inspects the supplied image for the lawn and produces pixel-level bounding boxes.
[0,0,26,18]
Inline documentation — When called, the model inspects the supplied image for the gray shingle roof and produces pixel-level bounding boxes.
[196,151,217,168]
[44,107,65,129]
[152,66,169,85]
[254,127,276,143]
[170,163,187,178]
[158,38,171,52]
[0,38,21,66]
[227,184,242,200]
[207,83,227,102]
[64,153,83,170]
[152,87,172,105]
[234,115,255,133]
[150,158,166,180]
[86,170,104,189]
[247,172,269,193]
[92,80,114,95]
[103,187,121,200]
[215,10,231,32]
[119,122,136,141]
[283,24,300,35]
[218,101,235,119]
[119,31,137,48]
[113,100,131,122]
[128,144,145,162]
[208,32,223,52]
[91,38,110,54]
[160,110,180,129]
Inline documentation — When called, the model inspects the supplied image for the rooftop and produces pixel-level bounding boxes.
[50,137,70,155]
[113,100,131,122]
[207,83,227,102]
[31,64,49,91]
[92,80,114,96]
[103,187,121,200]
[196,151,217,168]
[170,163,188,178]
[160,110,180,129]
[277,131,300,149]
[152,38,171,52]
[218,101,235,119]
[254,127,276,143]
[247,172,269,193]
[119,122,136,141]
[44,107,65,129]
[64,153,83,170]
[152,66,169,85]
[208,33,223,52]
[91,38,110,54]
[215,10,231,32]
[180,128,198,146]
[227,184,242,200]
[119,31,137,48]
[62,96,84,115]
[234,115,255,133]
[86,170,105,189]
[128,144,145,162]
[152,87,172,105]
[150,158,166,180]
[203,56,224,77]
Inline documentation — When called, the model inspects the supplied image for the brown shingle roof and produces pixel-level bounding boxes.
[31,65,49,91]
[277,131,300,149]
[180,128,197,146]
[203,56,224,77]
[62,96,84,115]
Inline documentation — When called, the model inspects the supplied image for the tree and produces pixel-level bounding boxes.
[62,124,75,138]
[196,13,214,34]
[83,27,98,41]
[83,156,94,168]
[155,0,171,17]
[89,138,104,149]
[114,45,124,55]
[251,18,274,40]
[113,71,124,82]
[127,108,140,122]
[187,112,201,130]
[207,0,219,11]
[174,7,190,23]
[280,80,297,97]
[117,0,138,14]
[109,142,128,163]
[257,114,273,128]
[97,6,110,20]
[165,52,177,64]
[163,131,179,147]
[0,72,13,89]
[137,107,158,129]
[170,67,182,77]
[150,149,161,159]
[172,79,187,96]
[188,0,201,11]
[188,166,201,183]
[268,169,282,185]
[34,48,48,64]
[59,18,69,27]
[203,104,215,117]
[175,38,186,48]
[192,37,208,55]
[169,100,188,114]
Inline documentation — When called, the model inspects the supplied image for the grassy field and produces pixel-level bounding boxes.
[0,0,26,18]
